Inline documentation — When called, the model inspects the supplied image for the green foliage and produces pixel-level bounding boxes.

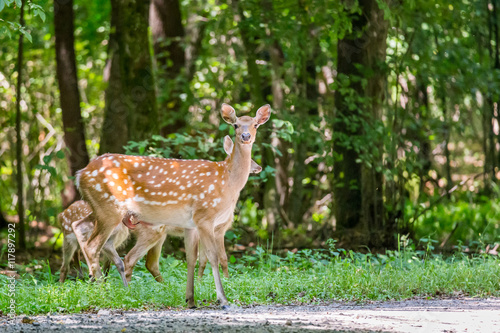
[124,131,226,161]
[2,0,500,252]
[2,247,499,315]
[406,196,500,247]
[0,0,46,41]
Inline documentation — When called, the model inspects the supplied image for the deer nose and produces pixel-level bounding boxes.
[241,133,251,142]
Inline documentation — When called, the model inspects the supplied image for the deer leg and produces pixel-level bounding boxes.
[59,234,79,283]
[76,250,85,279]
[101,238,128,287]
[102,258,111,277]
[184,228,199,308]
[71,217,94,278]
[123,227,166,283]
[145,231,167,283]
[217,233,229,279]
[197,241,208,279]
[82,216,121,282]
[197,224,228,307]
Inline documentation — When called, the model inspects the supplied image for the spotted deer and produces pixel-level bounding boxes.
[59,200,174,284]
[60,138,261,284]
[123,135,262,282]
[75,104,270,308]
[58,200,129,285]
[197,135,262,278]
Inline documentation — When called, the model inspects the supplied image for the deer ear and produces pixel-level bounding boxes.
[250,159,262,174]
[221,103,237,124]
[255,104,271,125]
[223,135,234,155]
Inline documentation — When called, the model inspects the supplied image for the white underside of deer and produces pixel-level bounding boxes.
[76,103,271,308]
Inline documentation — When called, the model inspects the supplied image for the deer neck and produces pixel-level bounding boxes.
[225,142,252,192]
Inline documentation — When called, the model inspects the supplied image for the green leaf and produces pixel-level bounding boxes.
[37,9,46,22]
[14,0,20,7]
[0,0,5,12]
[43,155,52,165]
[21,29,32,43]
[56,150,65,159]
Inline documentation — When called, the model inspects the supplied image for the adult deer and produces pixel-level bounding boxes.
[197,135,262,278]
[61,137,261,284]
[123,135,262,282]
[127,135,262,281]
[76,104,270,307]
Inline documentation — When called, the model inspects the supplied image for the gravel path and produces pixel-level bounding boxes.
[2,298,499,332]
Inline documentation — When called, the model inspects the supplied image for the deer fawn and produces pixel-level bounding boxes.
[59,201,165,285]
[76,103,271,308]
[58,200,129,285]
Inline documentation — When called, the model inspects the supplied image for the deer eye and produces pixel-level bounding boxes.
[233,124,239,129]
[254,124,258,129]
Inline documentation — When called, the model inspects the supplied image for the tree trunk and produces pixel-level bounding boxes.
[333,0,388,248]
[16,0,26,250]
[54,0,90,205]
[100,0,157,154]
[267,39,289,231]
[0,201,7,229]
[150,0,187,135]
[415,75,432,190]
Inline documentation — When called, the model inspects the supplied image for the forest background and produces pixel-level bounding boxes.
[1,0,499,259]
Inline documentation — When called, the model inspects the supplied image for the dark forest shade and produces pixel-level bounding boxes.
[150,0,187,135]
[100,0,157,154]
[54,0,90,205]
[333,0,389,248]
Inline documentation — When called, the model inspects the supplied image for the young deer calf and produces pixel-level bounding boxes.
[58,200,129,285]
[76,104,270,307]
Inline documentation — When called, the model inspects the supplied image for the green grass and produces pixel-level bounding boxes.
[1,245,499,315]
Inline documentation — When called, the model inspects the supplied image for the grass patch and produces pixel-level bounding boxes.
[1,245,499,315]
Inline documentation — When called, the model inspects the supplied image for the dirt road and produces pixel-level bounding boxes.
[2,298,499,332]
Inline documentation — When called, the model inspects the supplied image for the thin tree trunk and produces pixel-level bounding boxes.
[100,0,157,154]
[150,0,186,135]
[0,200,7,229]
[415,75,432,186]
[54,0,90,205]
[267,39,289,229]
[433,29,454,193]
[16,0,26,250]
[492,0,500,172]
